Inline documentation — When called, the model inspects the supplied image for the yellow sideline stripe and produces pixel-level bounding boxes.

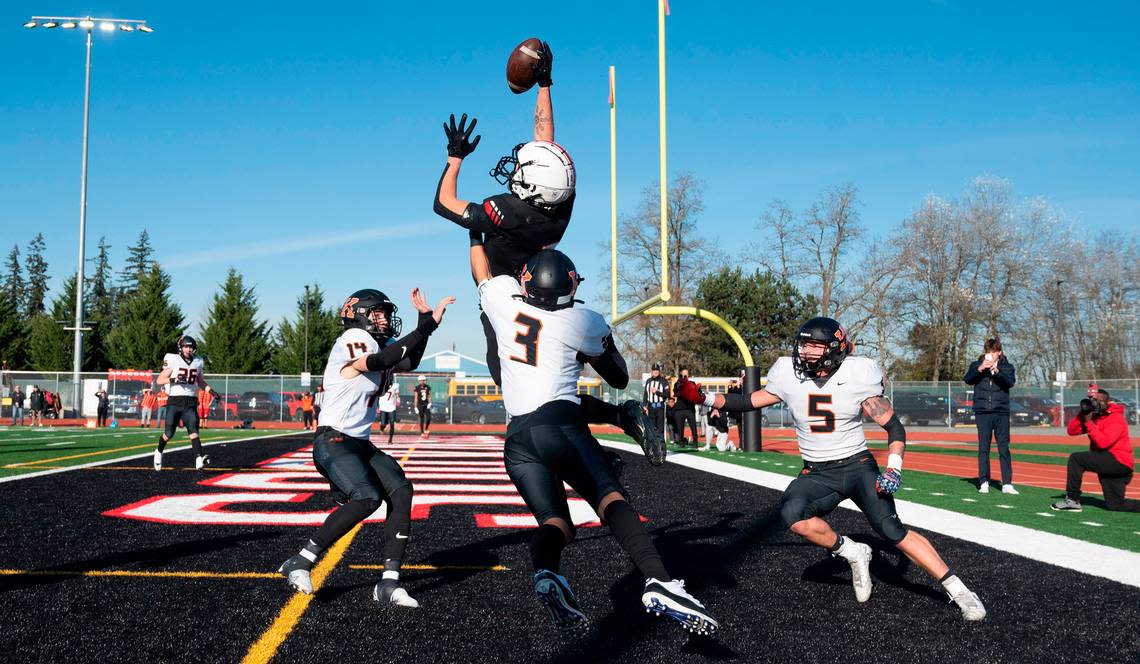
[0,568,279,579]
[241,444,418,664]
[240,523,362,664]
[350,564,510,572]
[4,434,261,468]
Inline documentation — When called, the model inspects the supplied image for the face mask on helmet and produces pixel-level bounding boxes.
[341,290,402,341]
[791,318,852,379]
[488,141,575,207]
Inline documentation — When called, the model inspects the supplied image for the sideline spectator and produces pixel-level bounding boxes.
[709,407,737,452]
[156,389,169,424]
[52,391,63,419]
[301,391,315,430]
[29,386,44,426]
[671,369,700,447]
[1052,389,1139,513]
[313,385,325,424]
[198,387,215,429]
[96,388,110,427]
[964,338,1017,495]
[140,389,157,428]
[11,386,25,426]
[642,363,669,442]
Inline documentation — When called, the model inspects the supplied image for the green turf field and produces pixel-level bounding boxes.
[0,427,289,478]
[598,434,1140,553]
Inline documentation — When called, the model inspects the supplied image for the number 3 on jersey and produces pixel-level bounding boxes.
[509,313,542,366]
[808,394,835,433]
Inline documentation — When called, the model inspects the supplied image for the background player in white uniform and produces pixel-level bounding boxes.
[153,336,218,471]
[678,317,986,621]
[470,241,717,636]
[376,379,400,445]
[279,287,453,609]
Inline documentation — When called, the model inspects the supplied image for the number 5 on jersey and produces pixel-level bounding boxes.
[510,313,542,366]
[808,394,836,433]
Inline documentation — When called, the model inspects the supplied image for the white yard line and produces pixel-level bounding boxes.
[0,431,299,484]
[600,440,1140,589]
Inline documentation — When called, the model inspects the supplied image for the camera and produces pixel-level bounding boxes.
[1079,398,1106,418]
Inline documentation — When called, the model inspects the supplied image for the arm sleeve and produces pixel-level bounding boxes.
[963,362,982,385]
[392,311,436,373]
[992,362,1016,389]
[581,335,629,389]
[365,318,440,372]
[1066,416,1086,436]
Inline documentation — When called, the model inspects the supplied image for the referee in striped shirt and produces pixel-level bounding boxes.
[643,363,669,444]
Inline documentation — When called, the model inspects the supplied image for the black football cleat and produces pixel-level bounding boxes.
[618,400,666,466]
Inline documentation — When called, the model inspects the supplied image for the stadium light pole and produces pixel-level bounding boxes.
[24,15,154,416]
[304,285,310,374]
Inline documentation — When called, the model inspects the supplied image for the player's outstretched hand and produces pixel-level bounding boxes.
[875,468,902,494]
[444,113,480,159]
[675,379,706,406]
[533,41,553,87]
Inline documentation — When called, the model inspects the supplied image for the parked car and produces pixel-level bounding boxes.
[1017,395,1062,426]
[236,391,281,421]
[397,396,449,423]
[889,392,954,426]
[1008,400,1051,427]
[452,397,506,424]
[279,391,308,421]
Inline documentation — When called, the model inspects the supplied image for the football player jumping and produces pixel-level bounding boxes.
[153,336,218,471]
[469,240,717,635]
[677,317,987,621]
[278,287,454,608]
[432,43,663,464]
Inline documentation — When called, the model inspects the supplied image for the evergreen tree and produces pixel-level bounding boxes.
[3,245,23,309]
[0,290,24,369]
[272,285,340,374]
[25,276,97,372]
[693,267,818,375]
[119,229,154,295]
[24,233,49,317]
[107,264,185,370]
[199,268,273,373]
[85,236,116,370]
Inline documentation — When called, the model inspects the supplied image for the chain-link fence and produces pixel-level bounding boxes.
[3,370,1138,428]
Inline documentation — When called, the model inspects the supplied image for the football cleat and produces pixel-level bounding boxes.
[1050,497,1082,512]
[195,454,210,470]
[373,580,420,608]
[839,541,874,603]
[152,450,162,471]
[642,578,718,635]
[533,570,588,635]
[278,555,314,595]
[949,589,987,621]
[618,400,666,466]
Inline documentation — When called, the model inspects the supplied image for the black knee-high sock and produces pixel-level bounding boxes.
[382,486,413,563]
[156,434,169,453]
[189,435,202,456]
[580,394,622,426]
[312,498,380,549]
[604,500,669,581]
[530,523,568,573]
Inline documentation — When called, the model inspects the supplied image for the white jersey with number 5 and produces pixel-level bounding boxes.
[318,328,395,439]
[763,355,884,462]
[479,275,609,417]
[162,353,205,398]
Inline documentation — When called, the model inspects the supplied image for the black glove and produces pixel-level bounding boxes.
[532,41,553,87]
[443,113,480,159]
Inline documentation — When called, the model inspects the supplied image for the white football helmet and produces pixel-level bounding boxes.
[490,140,575,207]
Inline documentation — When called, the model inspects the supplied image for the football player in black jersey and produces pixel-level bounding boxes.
[432,44,662,462]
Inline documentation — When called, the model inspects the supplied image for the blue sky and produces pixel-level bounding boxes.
[3,1,1138,360]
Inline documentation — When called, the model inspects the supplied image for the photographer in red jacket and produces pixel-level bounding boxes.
[1052,388,1139,513]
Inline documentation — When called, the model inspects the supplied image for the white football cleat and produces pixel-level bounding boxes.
[374,581,420,609]
[842,541,874,603]
[195,454,210,470]
[152,451,162,471]
[278,555,313,595]
[642,578,718,635]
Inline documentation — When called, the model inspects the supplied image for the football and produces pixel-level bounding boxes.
[506,37,543,94]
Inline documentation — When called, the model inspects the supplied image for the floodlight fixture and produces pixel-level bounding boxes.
[79,19,95,29]
[119,24,134,32]
[99,22,115,32]
[42,21,58,28]
[61,21,77,29]
[24,20,37,28]
[137,24,154,33]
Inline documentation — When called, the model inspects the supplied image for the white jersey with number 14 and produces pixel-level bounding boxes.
[478,275,609,417]
[763,355,885,462]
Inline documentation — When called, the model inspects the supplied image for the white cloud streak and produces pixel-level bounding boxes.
[162,221,445,269]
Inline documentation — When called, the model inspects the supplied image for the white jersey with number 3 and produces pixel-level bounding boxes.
[479,275,609,417]
[763,356,884,462]
[318,328,395,439]
[162,353,205,398]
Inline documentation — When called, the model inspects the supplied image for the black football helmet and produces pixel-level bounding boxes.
[791,317,853,378]
[178,335,197,359]
[340,289,402,341]
[517,249,582,310]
